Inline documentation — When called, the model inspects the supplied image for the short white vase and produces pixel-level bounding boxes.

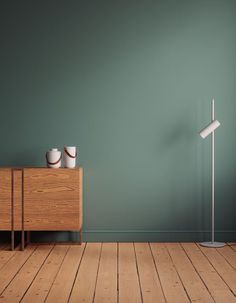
[64,146,77,168]
[46,148,62,168]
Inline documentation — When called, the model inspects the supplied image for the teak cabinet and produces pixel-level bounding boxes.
[0,168,83,250]
[0,169,11,230]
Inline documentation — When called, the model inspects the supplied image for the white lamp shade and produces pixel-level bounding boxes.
[199,120,220,139]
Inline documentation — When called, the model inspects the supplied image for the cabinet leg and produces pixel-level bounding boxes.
[79,229,82,245]
[11,231,14,251]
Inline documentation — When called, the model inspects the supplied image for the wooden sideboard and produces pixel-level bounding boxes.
[0,167,83,250]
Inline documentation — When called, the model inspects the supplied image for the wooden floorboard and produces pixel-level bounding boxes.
[217,245,236,271]
[134,243,165,303]
[199,244,236,296]
[45,244,85,303]
[182,243,236,303]
[166,243,215,302]
[69,243,102,303]
[0,245,36,295]
[0,246,17,271]
[0,245,53,303]
[118,243,142,303]
[150,243,189,303]
[0,243,236,303]
[21,245,69,303]
[94,243,117,303]
[228,243,236,254]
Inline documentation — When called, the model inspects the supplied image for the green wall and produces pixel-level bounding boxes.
[1,0,236,242]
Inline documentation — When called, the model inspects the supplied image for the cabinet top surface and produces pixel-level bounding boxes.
[0,167,82,170]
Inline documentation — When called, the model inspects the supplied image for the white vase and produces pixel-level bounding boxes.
[64,146,77,168]
[46,148,62,168]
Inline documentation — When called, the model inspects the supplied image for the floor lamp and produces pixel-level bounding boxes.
[199,99,225,248]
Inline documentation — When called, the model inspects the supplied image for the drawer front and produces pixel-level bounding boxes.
[0,169,11,230]
[24,168,81,231]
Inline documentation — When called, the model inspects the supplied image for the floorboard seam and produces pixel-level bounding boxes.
[92,242,103,303]
[117,242,119,303]
[133,243,144,303]
[164,243,192,303]
[198,244,236,298]
[19,244,55,303]
[180,243,217,302]
[43,244,71,303]
[67,243,87,303]
[0,245,38,297]
[148,243,167,303]
[217,246,236,272]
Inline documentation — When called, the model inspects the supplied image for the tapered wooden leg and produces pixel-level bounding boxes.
[11,231,14,251]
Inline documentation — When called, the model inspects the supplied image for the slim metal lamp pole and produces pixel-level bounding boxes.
[212,99,215,243]
[200,99,225,248]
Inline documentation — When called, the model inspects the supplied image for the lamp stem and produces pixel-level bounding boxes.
[212,99,215,243]
[200,99,225,248]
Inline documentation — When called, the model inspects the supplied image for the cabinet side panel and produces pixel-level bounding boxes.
[79,168,83,230]
[24,168,81,231]
[0,169,11,230]
[13,170,23,231]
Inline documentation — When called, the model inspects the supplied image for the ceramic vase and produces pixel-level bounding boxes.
[64,146,77,168]
[46,148,62,168]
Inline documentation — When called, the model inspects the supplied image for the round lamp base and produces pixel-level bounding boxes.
[200,241,226,248]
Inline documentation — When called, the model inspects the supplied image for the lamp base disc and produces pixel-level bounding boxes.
[200,241,226,248]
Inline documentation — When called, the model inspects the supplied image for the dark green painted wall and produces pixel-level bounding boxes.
[1,0,236,241]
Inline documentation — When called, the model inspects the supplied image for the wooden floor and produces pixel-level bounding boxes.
[0,243,236,302]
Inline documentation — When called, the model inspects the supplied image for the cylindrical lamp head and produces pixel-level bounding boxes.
[199,120,220,138]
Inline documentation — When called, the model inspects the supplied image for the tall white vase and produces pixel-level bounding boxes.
[64,146,77,168]
[46,148,62,168]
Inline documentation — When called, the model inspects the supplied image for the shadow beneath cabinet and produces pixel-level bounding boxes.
[29,231,81,243]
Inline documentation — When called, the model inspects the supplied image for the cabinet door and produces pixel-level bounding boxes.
[24,168,81,231]
[0,169,11,230]
[13,170,23,231]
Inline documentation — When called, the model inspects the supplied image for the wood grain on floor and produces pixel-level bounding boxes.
[0,242,236,303]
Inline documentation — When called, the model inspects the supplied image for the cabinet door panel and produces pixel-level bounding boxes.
[24,168,81,230]
[13,170,23,231]
[0,169,11,230]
